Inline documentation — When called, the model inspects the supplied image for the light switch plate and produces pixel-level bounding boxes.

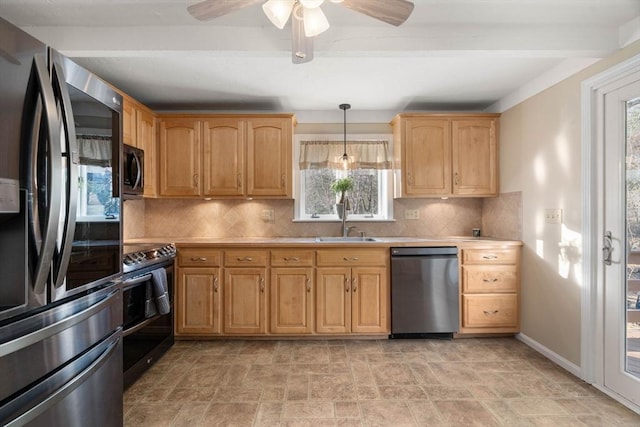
[405,209,419,220]
[261,209,274,222]
[545,208,562,224]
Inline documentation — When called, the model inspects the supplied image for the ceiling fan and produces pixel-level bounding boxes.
[187,0,415,64]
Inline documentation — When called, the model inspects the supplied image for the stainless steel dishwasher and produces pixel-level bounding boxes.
[390,247,459,338]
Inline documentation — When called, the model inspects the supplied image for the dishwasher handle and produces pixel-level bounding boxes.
[391,247,457,256]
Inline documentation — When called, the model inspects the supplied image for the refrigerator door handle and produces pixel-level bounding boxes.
[50,59,79,289]
[2,330,121,427]
[30,54,63,296]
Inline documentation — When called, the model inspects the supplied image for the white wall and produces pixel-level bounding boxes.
[500,40,640,365]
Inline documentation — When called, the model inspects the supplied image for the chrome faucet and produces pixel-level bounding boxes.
[341,199,356,237]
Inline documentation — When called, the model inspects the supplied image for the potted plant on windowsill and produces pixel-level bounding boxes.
[330,177,354,219]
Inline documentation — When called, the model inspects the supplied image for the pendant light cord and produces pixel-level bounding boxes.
[339,103,350,161]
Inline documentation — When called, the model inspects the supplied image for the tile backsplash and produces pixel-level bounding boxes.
[123,192,521,241]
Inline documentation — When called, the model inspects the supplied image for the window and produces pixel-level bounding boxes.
[295,135,393,221]
[75,136,119,221]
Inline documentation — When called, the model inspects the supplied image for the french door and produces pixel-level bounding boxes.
[603,77,640,406]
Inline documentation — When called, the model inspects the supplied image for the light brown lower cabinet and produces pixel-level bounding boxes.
[223,268,267,334]
[459,247,520,334]
[316,267,388,334]
[270,267,313,334]
[176,267,221,335]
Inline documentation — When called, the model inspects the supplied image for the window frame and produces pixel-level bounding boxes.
[293,133,394,222]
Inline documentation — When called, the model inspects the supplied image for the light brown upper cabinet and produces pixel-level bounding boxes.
[392,114,499,197]
[122,95,158,197]
[158,114,294,198]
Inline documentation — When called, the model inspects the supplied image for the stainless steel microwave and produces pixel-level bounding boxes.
[123,144,144,198]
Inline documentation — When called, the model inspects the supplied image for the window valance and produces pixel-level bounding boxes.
[299,140,392,170]
[77,135,112,167]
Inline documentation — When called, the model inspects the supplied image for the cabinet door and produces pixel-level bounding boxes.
[122,98,136,147]
[270,268,313,334]
[224,268,267,334]
[316,268,350,334]
[158,118,201,196]
[402,118,451,196]
[137,108,157,197]
[452,118,497,196]
[246,118,292,197]
[176,267,221,335]
[203,119,245,196]
[351,267,388,333]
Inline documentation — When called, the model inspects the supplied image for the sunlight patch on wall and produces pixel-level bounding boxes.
[555,129,571,174]
[536,239,544,258]
[533,153,546,184]
[559,224,582,286]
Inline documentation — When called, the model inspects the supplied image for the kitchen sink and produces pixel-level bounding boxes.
[315,236,379,242]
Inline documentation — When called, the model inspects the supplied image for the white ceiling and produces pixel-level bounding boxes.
[1,0,639,120]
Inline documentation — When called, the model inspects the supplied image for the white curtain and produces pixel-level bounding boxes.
[299,140,392,170]
[77,135,112,166]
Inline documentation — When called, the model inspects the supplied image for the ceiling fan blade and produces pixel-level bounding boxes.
[340,0,414,26]
[187,0,263,21]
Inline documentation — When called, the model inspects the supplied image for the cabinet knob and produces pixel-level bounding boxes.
[193,173,199,188]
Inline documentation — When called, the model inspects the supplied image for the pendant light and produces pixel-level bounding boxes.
[339,103,351,170]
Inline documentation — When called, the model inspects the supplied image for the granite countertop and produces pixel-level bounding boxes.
[125,236,522,248]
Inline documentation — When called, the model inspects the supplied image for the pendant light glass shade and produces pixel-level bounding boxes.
[300,0,325,8]
[340,103,351,169]
[262,0,296,29]
[303,6,330,37]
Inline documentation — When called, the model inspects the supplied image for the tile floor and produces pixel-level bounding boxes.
[124,338,640,426]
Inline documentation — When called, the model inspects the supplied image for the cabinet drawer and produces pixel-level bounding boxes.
[224,250,268,267]
[178,248,221,267]
[316,249,387,266]
[462,265,518,293]
[462,248,518,264]
[462,294,518,328]
[271,249,314,267]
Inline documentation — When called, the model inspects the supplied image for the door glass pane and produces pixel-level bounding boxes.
[625,96,640,378]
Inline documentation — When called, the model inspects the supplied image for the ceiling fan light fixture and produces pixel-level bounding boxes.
[299,0,325,8]
[262,0,295,29]
[303,6,330,37]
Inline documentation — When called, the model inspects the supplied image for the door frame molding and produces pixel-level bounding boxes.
[581,53,640,406]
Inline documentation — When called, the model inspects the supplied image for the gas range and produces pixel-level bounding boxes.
[122,243,176,273]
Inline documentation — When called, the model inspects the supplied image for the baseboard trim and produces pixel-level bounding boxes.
[516,333,582,378]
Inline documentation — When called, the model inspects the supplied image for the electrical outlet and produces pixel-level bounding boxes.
[404,209,419,220]
[545,208,562,224]
[261,209,274,222]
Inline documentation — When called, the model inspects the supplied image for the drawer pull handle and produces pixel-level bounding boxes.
[237,257,254,262]
[213,275,218,292]
[343,257,360,261]
[306,277,311,292]
[483,278,499,282]
[345,277,350,292]
[482,254,498,260]
[352,277,357,292]
[260,276,265,292]
[284,257,300,261]
[483,310,499,315]
[191,257,207,262]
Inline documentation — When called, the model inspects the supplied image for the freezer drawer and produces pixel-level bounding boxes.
[0,329,123,426]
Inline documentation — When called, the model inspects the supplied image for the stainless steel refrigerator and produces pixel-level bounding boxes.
[0,16,123,426]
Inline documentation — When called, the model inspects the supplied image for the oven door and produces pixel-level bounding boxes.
[121,262,174,388]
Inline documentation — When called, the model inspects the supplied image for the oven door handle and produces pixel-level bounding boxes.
[122,314,163,337]
[122,273,153,290]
